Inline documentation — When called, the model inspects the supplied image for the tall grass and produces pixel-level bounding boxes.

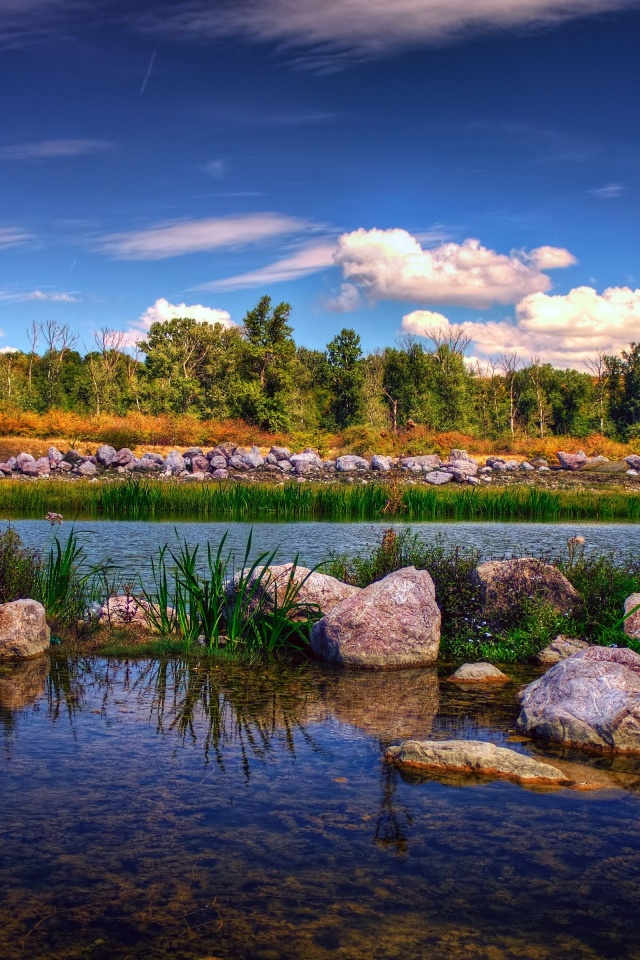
[0,477,639,522]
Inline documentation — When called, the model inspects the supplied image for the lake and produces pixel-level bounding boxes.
[1,655,640,960]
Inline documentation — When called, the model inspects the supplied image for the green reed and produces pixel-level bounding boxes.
[0,476,639,522]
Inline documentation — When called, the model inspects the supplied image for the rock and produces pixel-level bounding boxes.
[445,460,478,480]
[112,447,136,467]
[531,458,548,468]
[34,457,50,475]
[478,465,493,475]
[228,455,251,470]
[265,453,278,465]
[57,461,73,472]
[536,635,590,666]
[336,455,370,472]
[401,454,441,471]
[210,468,229,479]
[269,446,291,460]
[6,457,17,469]
[16,452,35,468]
[277,460,293,473]
[140,452,164,465]
[624,593,640,640]
[78,461,97,477]
[492,461,507,472]
[20,461,39,476]
[230,564,360,620]
[208,454,227,470]
[188,454,209,473]
[466,476,480,486]
[448,662,510,683]
[100,595,147,625]
[290,450,322,470]
[449,449,470,461]
[385,739,569,785]
[0,463,12,475]
[424,471,453,485]
[311,566,441,669]
[63,449,84,465]
[519,461,535,471]
[132,457,162,472]
[183,447,203,457]
[47,446,64,463]
[96,444,117,467]
[232,446,264,469]
[625,454,640,471]
[538,465,551,472]
[471,558,580,617]
[485,457,505,468]
[184,471,206,481]
[371,454,393,471]
[628,470,639,476]
[0,600,50,659]
[504,459,521,471]
[517,646,640,753]
[164,450,186,475]
[557,450,588,470]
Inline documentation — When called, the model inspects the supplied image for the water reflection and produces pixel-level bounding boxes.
[0,657,49,712]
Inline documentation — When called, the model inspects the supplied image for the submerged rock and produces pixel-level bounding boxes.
[471,558,580,618]
[536,635,589,666]
[517,646,640,753]
[448,662,510,683]
[311,566,441,669]
[385,739,569,785]
[0,600,50,659]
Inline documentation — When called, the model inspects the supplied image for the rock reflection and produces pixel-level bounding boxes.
[0,657,49,713]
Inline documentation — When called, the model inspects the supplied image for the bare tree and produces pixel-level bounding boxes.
[585,350,606,433]
[499,351,521,439]
[40,320,78,409]
[86,328,126,415]
[424,325,472,357]
[526,356,551,438]
[27,320,39,390]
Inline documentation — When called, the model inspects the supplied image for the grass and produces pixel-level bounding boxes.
[0,476,639,522]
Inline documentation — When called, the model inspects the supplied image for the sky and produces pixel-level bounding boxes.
[1,0,640,368]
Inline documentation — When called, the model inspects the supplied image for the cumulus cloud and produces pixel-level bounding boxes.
[0,226,34,248]
[334,228,575,309]
[98,213,312,260]
[0,139,113,160]
[402,285,640,367]
[0,289,78,302]
[325,282,363,312]
[118,297,235,347]
[140,0,635,69]
[196,243,336,291]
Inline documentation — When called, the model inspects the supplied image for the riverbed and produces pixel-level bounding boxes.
[1,655,640,960]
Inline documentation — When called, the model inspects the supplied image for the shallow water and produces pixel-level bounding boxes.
[2,655,640,960]
[5,518,640,587]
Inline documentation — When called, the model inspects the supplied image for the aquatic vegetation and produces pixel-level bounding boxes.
[1,475,640,522]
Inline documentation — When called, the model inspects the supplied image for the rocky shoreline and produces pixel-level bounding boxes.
[1,443,639,487]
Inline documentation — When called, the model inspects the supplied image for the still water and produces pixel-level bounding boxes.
[2,655,640,960]
[5,519,640,586]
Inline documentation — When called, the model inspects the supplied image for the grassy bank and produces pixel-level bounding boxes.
[0,476,639,522]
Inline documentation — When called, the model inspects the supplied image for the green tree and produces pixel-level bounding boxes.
[605,342,640,438]
[325,328,364,428]
[235,296,297,431]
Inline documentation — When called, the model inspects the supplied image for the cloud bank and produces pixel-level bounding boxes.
[98,213,312,260]
[402,285,640,366]
[334,228,576,309]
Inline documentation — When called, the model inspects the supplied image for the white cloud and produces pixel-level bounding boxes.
[118,297,235,348]
[0,289,78,302]
[0,226,33,248]
[141,0,635,68]
[325,282,363,312]
[334,228,575,309]
[0,346,19,354]
[402,285,640,367]
[196,243,336,291]
[98,213,312,260]
[589,182,625,199]
[0,139,113,160]
[400,309,451,336]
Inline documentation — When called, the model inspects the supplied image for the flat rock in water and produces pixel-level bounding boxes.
[624,594,640,640]
[536,635,590,666]
[0,600,50,659]
[517,646,640,753]
[311,566,441,669]
[471,558,580,617]
[448,662,510,683]
[385,739,570,785]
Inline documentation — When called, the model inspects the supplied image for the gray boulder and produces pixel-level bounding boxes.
[0,600,50,659]
[472,558,580,618]
[16,452,35,468]
[336,455,370,472]
[96,444,117,467]
[164,450,186,475]
[132,457,162,473]
[232,446,264,469]
[424,471,453,485]
[311,566,441,669]
[385,739,569,786]
[449,449,470,461]
[625,454,640,471]
[20,461,39,476]
[624,593,640,640]
[0,463,12,475]
[34,457,50,475]
[290,451,322,475]
[47,446,63,463]
[557,450,588,470]
[78,461,97,477]
[517,646,640,753]
[269,446,291,460]
[229,564,360,620]
[371,454,393,471]
[210,468,229,480]
[208,454,227,470]
[401,454,441,471]
[112,448,136,467]
[63,449,84,465]
[536,635,589,666]
[277,460,293,473]
[448,662,510,683]
[228,455,251,470]
[188,454,209,473]
[519,461,535,471]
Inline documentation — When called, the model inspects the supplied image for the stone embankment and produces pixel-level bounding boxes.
[0,443,639,485]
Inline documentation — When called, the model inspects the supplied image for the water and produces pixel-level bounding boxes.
[5,519,640,587]
[2,655,640,960]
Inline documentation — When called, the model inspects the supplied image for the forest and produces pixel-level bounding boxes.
[2,295,639,443]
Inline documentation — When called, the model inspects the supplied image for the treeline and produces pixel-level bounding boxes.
[2,298,639,441]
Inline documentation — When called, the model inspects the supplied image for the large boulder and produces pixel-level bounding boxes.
[15,452,35,469]
[0,600,50,659]
[424,471,453,485]
[448,662,510,683]
[311,566,441,669]
[96,444,117,467]
[34,457,51,475]
[400,454,441,471]
[517,646,640,752]
[112,447,136,467]
[557,450,588,470]
[164,450,186,475]
[385,739,569,785]
[371,454,393,471]
[625,454,640,471]
[624,594,640,640]
[471,558,580,618]
[229,564,360,620]
[536,635,590,666]
[269,446,291,460]
[336,455,370,472]
[47,446,64,463]
[231,446,264,469]
[290,451,322,475]
[78,460,97,477]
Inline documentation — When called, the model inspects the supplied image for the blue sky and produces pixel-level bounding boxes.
[1,0,639,366]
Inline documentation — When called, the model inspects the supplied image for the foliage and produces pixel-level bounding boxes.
[0,527,40,603]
